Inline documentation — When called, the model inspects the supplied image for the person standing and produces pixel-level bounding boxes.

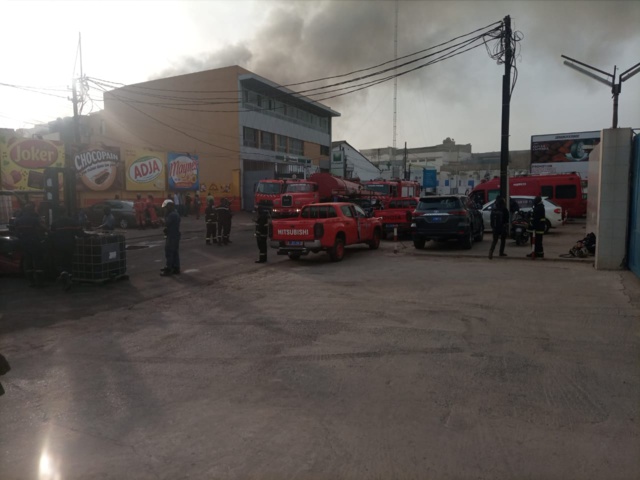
[215,198,232,245]
[14,203,46,287]
[193,192,201,220]
[161,199,181,276]
[173,192,182,217]
[134,194,146,229]
[527,195,546,259]
[254,207,269,263]
[488,196,509,260]
[204,198,217,245]
[146,195,158,227]
[97,207,115,231]
[184,192,192,217]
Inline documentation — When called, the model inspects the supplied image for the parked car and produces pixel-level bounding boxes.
[411,195,484,249]
[86,200,137,229]
[480,196,563,233]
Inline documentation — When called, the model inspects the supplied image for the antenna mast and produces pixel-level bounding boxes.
[392,0,398,158]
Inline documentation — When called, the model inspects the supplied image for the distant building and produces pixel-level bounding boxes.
[360,137,532,194]
[330,141,380,181]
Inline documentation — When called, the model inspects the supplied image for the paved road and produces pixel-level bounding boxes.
[1,217,638,479]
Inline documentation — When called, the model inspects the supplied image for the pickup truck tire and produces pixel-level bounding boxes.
[288,252,301,260]
[369,230,381,250]
[329,237,345,262]
[413,237,426,249]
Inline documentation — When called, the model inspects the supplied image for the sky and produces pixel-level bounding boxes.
[1,0,639,154]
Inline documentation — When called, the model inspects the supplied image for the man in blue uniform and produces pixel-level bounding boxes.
[160,199,181,276]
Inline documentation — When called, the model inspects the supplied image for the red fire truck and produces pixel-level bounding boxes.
[271,173,381,218]
[469,173,586,217]
[361,178,421,207]
[254,179,286,211]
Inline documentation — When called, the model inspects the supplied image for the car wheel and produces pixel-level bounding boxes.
[118,217,129,229]
[288,252,301,260]
[369,230,381,250]
[413,237,426,249]
[544,220,551,234]
[460,230,473,249]
[328,237,345,262]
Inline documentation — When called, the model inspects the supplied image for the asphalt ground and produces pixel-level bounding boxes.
[0,214,638,479]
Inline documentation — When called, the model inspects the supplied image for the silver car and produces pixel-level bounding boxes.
[481,196,563,233]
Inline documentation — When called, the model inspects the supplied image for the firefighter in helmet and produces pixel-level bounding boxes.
[527,195,546,259]
[204,197,217,245]
[215,198,232,245]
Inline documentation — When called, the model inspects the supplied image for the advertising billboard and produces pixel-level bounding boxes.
[124,148,166,191]
[167,152,199,191]
[530,131,600,178]
[0,136,65,191]
[73,145,122,191]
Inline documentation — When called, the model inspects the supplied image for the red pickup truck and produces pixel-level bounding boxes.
[374,197,419,238]
[270,202,383,261]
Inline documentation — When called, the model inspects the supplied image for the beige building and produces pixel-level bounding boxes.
[93,65,339,210]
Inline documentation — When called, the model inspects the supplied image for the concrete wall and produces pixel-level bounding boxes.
[586,128,634,270]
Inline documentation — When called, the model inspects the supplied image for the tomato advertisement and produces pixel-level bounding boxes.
[0,135,65,191]
[530,131,600,178]
[168,153,199,190]
[73,145,122,191]
[531,131,600,163]
[124,148,166,191]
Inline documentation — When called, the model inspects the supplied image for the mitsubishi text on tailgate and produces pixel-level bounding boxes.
[270,203,383,261]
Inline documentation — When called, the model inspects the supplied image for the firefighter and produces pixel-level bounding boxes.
[215,198,232,246]
[527,195,546,259]
[204,198,217,245]
[146,194,158,227]
[254,207,270,263]
[134,193,146,229]
[14,203,46,287]
[50,214,85,289]
[160,199,181,276]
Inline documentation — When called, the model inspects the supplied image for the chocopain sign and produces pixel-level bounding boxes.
[124,148,166,191]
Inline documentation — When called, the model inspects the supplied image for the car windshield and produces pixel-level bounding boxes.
[285,183,314,193]
[416,197,462,211]
[363,184,391,194]
[257,182,282,194]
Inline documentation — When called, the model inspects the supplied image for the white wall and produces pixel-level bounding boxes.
[587,128,633,270]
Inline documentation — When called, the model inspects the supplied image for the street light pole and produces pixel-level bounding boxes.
[562,55,640,128]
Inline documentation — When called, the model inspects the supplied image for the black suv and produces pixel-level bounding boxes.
[411,195,484,249]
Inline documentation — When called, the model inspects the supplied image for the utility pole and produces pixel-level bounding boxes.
[561,55,640,128]
[342,145,347,179]
[499,15,512,201]
[403,142,408,180]
[72,79,80,144]
[71,33,83,144]
[392,0,398,154]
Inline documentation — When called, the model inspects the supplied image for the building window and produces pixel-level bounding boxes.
[320,145,330,156]
[277,135,288,153]
[243,127,258,148]
[261,131,275,151]
[290,138,304,156]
